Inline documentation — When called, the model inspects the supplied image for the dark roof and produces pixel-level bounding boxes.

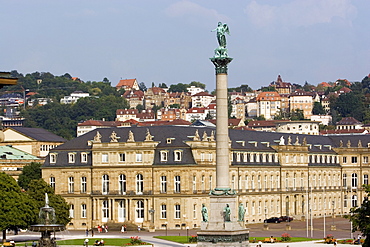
[9,127,67,142]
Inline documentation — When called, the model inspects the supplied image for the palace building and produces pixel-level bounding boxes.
[42,125,370,230]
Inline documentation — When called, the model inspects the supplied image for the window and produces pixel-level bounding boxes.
[136,174,143,194]
[50,177,55,190]
[102,175,109,195]
[364,174,369,185]
[119,174,126,194]
[119,153,126,162]
[364,156,369,163]
[352,195,358,207]
[136,200,144,219]
[50,153,56,163]
[208,153,213,162]
[118,200,126,222]
[174,176,181,193]
[160,176,167,193]
[102,200,109,219]
[352,156,358,164]
[343,174,347,187]
[102,153,108,163]
[174,204,181,219]
[68,153,75,163]
[81,204,87,218]
[193,204,197,219]
[343,156,347,163]
[201,175,205,191]
[209,175,213,190]
[68,177,74,193]
[352,173,358,188]
[81,177,87,193]
[200,153,204,161]
[136,153,143,162]
[174,150,182,161]
[160,151,168,162]
[69,204,74,218]
[161,204,167,219]
[81,153,87,163]
[192,176,196,191]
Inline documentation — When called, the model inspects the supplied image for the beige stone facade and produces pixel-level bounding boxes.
[42,126,370,230]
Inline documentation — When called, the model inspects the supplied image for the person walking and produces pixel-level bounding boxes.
[333,240,337,247]
[121,225,125,234]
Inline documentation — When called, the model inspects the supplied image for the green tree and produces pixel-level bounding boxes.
[333,92,365,121]
[169,83,188,92]
[27,179,70,226]
[189,81,206,89]
[261,86,277,92]
[136,104,144,112]
[256,115,266,121]
[346,185,370,247]
[18,162,42,190]
[0,173,37,241]
[312,102,325,115]
[290,109,305,120]
[138,82,147,92]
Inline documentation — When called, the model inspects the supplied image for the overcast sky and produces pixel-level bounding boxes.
[1,0,370,91]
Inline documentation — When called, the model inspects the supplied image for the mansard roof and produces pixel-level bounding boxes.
[7,127,66,142]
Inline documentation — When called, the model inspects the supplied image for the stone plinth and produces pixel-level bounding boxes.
[197,196,249,247]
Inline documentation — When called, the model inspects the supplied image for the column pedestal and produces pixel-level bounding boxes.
[197,196,249,247]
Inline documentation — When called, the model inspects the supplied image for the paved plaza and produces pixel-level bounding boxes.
[6,217,363,247]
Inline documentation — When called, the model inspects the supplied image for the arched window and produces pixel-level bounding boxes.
[81,204,87,218]
[136,174,143,194]
[119,174,126,194]
[352,173,358,188]
[102,175,109,195]
[136,200,144,221]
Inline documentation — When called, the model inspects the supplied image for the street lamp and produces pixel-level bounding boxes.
[149,208,155,232]
[331,201,336,230]
[186,226,189,243]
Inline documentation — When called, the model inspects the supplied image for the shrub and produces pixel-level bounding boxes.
[129,236,144,245]
[189,235,197,243]
[281,233,291,242]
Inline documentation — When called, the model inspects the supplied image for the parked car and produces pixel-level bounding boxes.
[264,217,282,223]
[279,216,293,222]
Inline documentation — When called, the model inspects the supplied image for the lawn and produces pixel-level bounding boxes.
[54,238,151,246]
[155,236,320,244]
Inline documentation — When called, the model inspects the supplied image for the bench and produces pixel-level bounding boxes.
[3,242,15,247]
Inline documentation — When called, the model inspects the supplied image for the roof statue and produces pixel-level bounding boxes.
[279,136,285,145]
[193,129,200,141]
[110,131,120,142]
[347,140,351,148]
[202,131,208,141]
[93,131,102,143]
[145,128,153,141]
[295,136,300,145]
[212,22,230,58]
[210,131,215,142]
[127,130,135,142]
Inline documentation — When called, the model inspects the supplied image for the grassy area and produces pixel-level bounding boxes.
[155,236,320,244]
[154,236,192,244]
[55,238,152,246]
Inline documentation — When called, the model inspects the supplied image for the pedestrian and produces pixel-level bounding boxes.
[357,234,361,244]
[257,240,262,247]
[124,225,127,232]
[137,225,141,232]
[333,240,337,246]
[84,238,89,247]
[91,228,94,237]
[105,225,108,233]
[121,225,125,234]
[85,228,89,237]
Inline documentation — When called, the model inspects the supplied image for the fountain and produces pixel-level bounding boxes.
[29,193,66,247]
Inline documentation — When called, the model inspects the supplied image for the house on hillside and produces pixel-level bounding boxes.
[116,79,140,91]
[77,120,125,137]
[60,91,90,104]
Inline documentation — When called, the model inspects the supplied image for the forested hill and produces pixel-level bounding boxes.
[2,71,128,140]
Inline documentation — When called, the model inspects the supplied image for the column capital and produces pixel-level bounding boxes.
[210,57,233,74]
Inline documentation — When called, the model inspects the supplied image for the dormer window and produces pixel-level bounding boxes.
[81,153,87,163]
[160,151,168,162]
[68,153,75,163]
[174,150,183,162]
[50,153,57,163]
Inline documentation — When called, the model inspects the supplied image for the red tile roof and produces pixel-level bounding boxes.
[116,79,137,89]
